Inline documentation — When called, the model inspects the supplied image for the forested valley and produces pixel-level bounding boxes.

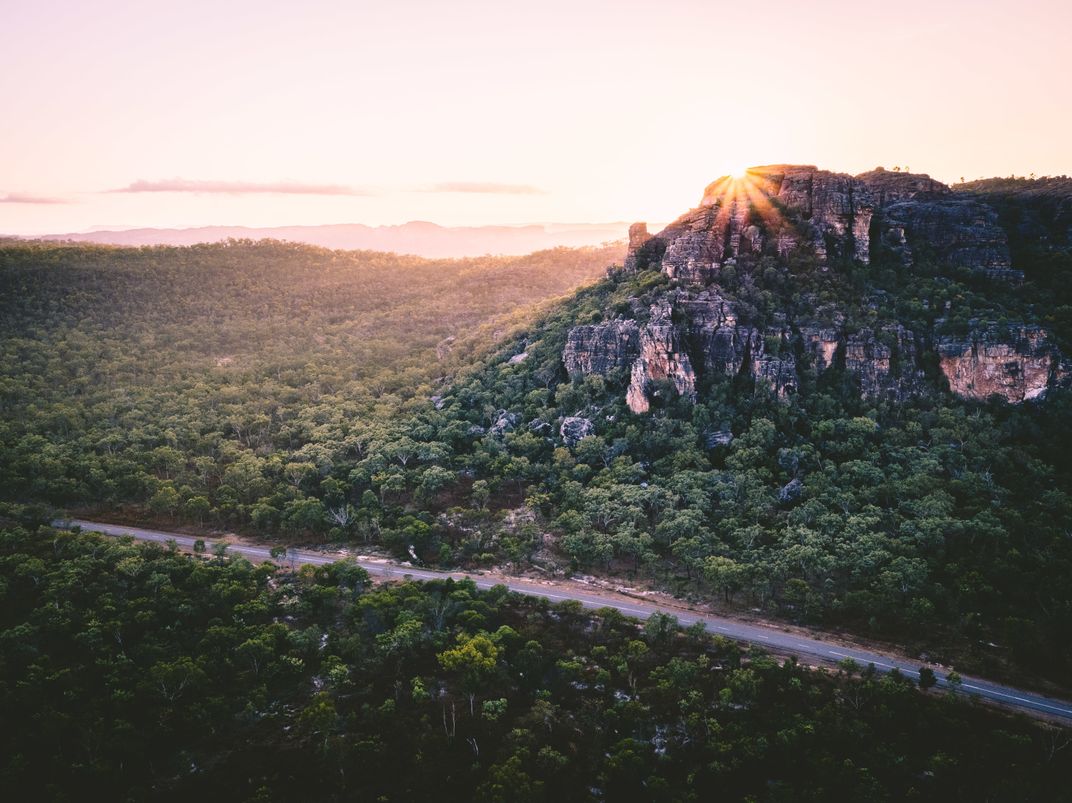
[0,238,616,527]
[2,524,1070,802]
[3,217,1072,800]
[3,216,1072,692]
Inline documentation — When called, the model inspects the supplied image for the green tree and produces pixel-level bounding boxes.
[439,633,500,714]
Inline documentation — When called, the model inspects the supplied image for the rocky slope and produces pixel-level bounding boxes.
[565,166,1066,412]
[954,175,1072,251]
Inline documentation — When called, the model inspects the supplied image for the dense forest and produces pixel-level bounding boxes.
[0,239,617,524]
[2,524,1070,802]
[2,193,1072,694]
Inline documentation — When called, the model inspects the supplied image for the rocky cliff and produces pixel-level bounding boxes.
[566,165,1065,410]
[563,320,640,376]
[937,325,1065,402]
[880,199,1018,282]
[628,165,1016,279]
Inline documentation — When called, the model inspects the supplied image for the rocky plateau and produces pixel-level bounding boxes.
[563,165,1067,412]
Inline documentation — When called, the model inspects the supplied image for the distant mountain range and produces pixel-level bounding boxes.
[30,221,632,258]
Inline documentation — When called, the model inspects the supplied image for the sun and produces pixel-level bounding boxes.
[697,168,789,242]
[713,160,753,181]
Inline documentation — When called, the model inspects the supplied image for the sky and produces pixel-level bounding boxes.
[2,0,1070,234]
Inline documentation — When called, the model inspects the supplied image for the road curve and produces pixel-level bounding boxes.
[60,518,1072,725]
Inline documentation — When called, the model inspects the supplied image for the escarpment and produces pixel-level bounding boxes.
[937,325,1067,402]
[563,320,641,375]
[625,301,697,413]
[565,165,1065,411]
[628,165,1015,279]
[880,199,1017,282]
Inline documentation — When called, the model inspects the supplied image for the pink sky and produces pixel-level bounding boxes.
[2,0,1070,234]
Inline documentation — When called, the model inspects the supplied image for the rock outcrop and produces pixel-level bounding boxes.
[564,309,1066,408]
[746,165,874,264]
[563,321,641,376]
[843,325,925,401]
[638,164,1017,280]
[778,478,803,505]
[880,199,1018,281]
[937,325,1065,402]
[623,222,653,272]
[560,416,595,445]
[681,289,751,377]
[704,430,734,449]
[800,326,840,371]
[489,410,520,436]
[657,206,732,284]
[855,167,949,206]
[626,302,697,413]
[751,349,798,398]
[559,165,1066,410]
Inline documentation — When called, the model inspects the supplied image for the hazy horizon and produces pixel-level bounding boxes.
[16,218,637,259]
[3,0,1071,236]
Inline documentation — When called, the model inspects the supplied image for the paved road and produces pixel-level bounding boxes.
[61,518,1072,724]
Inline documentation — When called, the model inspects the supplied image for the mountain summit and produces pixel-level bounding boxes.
[566,165,1066,413]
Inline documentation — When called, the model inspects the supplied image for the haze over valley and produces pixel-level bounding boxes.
[25,220,632,258]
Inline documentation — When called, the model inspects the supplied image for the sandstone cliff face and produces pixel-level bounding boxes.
[681,289,750,377]
[747,165,874,264]
[563,321,641,376]
[937,326,1065,402]
[855,168,949,207]
[843,325,925,401]
[562,166,1065,411]
[563,302,1066,408]
[657,207,732,284]
[751,350,798,397]
[625,302,697,413]
[642,164,1016,280]
[880,199,1018,281]
[800,326,840,371]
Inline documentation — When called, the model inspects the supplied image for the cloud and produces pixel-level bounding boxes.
[0,192,67,204]
[111,179,375,196]
[423,182,545,195]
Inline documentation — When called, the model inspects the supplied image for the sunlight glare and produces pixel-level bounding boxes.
[712,160,753,181]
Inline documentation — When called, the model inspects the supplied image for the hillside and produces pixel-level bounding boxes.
[0,239,620,521]
[3,176,1072,801]
[4,170,1072,690]
[345,166,1072,689]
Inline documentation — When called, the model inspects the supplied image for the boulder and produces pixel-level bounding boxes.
[704,430,734,449]
[489,410,519,436]
[778,478,803,504]
[560,416,595,446]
